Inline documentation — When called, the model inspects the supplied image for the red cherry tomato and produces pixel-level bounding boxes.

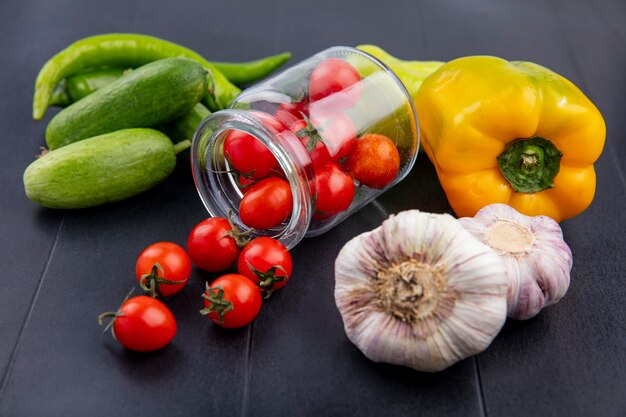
[238,174,257,190]
[312,112,356,160]
[314,162,355,217]
[346,133,401,189]
[201,274,262,328]
[239,177,293,229]
[309,58,362,111]
[274,100,309,127]
[290,118,331,169]
[100,295,176,352]
[224,112,287,181]
[238,237,293,296]
[291,113,356,162]
[135,242,191,297]
[224,130,278,180]
[252,110,288,132]
[187,217,243,272]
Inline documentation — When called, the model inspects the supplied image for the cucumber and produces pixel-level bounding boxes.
[46,57,207,150]
[24,129,189,209]
[162,103,211,143]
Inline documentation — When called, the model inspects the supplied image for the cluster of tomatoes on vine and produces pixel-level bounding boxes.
[228,57,402,231]
[98,216,292,352]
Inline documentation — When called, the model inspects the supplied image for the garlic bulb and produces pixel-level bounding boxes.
[334,210,508,372]
[458,204,572,320]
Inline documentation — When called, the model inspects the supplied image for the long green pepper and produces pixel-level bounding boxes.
[48,52,291,107]
[211,52,291,85]
[356,45,444,100]
[33,33,241,119]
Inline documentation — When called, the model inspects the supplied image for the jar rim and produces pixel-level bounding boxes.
[191,109,313,250]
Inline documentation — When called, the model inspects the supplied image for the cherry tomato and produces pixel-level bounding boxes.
[312,112,356,160]
[238,174,257,190]
[224,130,278,180]
[239,177,293,229]
[201,274,262,328]
[252,110,289,132]
[187,217,244,272]
[309,58,362,111]
[274,100,309,127]
[290,118,331,169]
[238,237,293,296]
[314,162,355,217]
[100,295,176,352]
[346,134,401,189]
[135,242,191,297]
[292,113,356,162]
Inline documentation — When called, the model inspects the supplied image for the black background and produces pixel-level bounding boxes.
[1,0,624,416]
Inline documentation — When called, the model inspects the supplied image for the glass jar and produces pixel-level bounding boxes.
[192,46,419,249]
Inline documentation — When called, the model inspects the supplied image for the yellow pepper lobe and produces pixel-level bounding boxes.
[414,56,606,222]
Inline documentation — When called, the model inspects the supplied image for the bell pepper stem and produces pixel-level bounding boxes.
[497,137,562,193]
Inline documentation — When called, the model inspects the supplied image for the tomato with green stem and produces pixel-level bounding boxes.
[290,118,331,169]
[239,177,293,229]
[200,274,262,328]
[237,237,292,297]
[135,242,191,297]
[292,113,356,162]
[274,99,309,127]
[99,294,176,352]
[187,216,250,272]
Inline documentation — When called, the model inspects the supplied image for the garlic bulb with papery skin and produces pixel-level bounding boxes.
[458,204,573,320]
[334,210,508,372]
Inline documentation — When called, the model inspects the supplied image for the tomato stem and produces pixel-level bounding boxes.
[98,289,134,335]
[246,261,287,299]
[200,283,234,324]
[295,112,331,153]
[224,210,254,247]
[139,263,187,298]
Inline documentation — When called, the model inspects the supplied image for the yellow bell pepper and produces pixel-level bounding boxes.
[414,56,606,222]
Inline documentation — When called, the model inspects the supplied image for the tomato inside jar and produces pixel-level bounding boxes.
[191,47,419,249]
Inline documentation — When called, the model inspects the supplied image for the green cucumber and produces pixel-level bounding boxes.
[24,129,189,209]
[46,57,207,150]
[162,103,211,143]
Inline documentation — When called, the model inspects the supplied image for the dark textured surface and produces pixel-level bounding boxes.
[0,0,624,416]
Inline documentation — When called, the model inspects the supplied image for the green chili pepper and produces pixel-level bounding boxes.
[33,33,240,120]
[49,79,72,107]
[48,52,291,108]
[49,67,130,106]
[356,45,444,100]
[211,52,291,85]
[162,103,211,143]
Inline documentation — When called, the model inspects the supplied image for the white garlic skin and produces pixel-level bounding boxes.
[334,210,508,372]
[458,204,573,320]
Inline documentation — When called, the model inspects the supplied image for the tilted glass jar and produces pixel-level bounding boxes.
[191,46,419,249]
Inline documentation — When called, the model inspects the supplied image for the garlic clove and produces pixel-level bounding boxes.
[334,210,508,372]
[458,203,573,320]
